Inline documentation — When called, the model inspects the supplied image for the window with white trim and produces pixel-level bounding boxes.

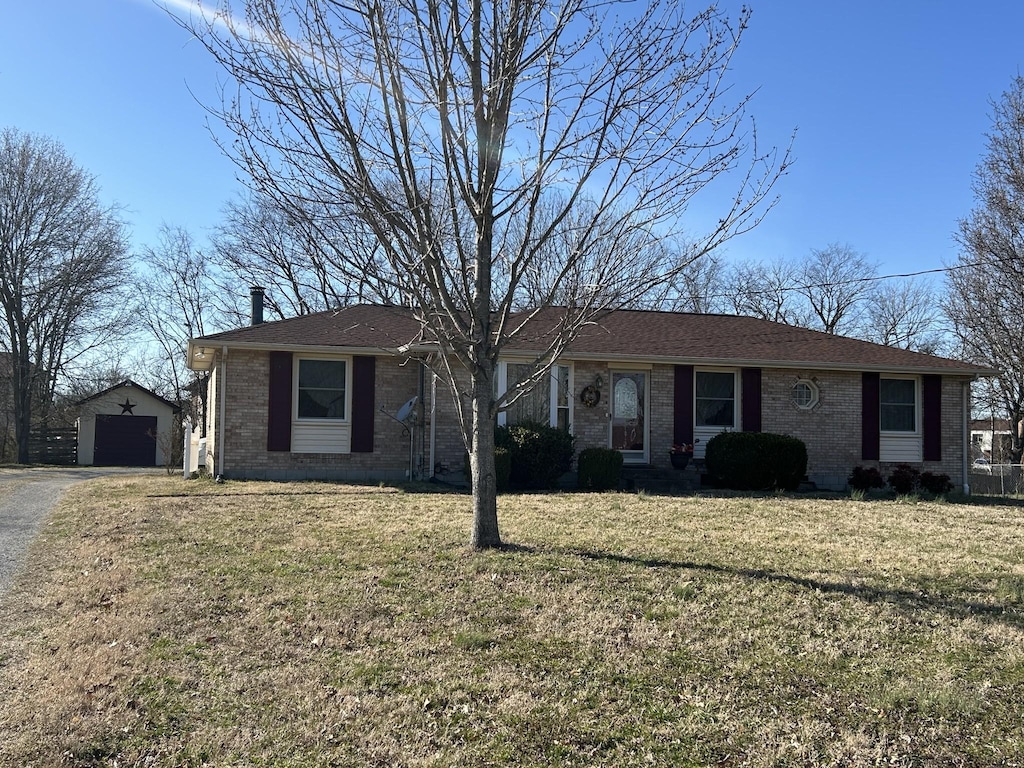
[792,379,819,410]
[880,377,916,432]
[498,362,572,429]
[296,358,348,420]
[695,370,735,427]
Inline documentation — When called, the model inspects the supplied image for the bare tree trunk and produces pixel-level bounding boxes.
[13,346,31,464]
[469,370,500,548]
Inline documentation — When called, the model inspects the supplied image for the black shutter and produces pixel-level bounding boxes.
[673,365,694,446]
[922,374,942,462]
[267,351,293,452]
[862,372,880,461]
[741,368,762,432]
[351,356,376,453]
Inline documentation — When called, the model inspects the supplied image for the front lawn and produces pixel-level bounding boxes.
[1,477,1022,766]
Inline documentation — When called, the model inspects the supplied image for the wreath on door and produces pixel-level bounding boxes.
[580,385,601,407]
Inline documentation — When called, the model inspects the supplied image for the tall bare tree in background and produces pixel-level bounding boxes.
[0,128,131,463]
[795,243,876,335]
[726,257,811,326]
[138,224,221,436]
[864,278,944,353]
[181,0,790,547]
[945,75,1024,462]
[212,193,400,322]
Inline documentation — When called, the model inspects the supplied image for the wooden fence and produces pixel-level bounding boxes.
[28,426,78,465]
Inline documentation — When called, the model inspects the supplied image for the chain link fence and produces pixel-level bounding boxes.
[970,465,1024,496]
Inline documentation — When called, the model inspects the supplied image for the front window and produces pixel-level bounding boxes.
[297,359,347,419]
[880,377,916,432]
[696,371,735,427]
[501,362,571,429]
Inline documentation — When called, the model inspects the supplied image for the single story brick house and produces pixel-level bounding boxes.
[186,303,990,491]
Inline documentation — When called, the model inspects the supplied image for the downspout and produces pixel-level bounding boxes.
[218,346,228,479]
[962,379,971,495]
[429,369,437,480]
[182,417,191,480]
[417,361,426,480]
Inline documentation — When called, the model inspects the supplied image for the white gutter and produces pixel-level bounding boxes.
[218,346,228,479]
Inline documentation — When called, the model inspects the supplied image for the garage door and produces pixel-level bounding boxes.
[94,415,158,466]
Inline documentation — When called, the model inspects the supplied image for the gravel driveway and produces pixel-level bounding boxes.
[0,467,150,595]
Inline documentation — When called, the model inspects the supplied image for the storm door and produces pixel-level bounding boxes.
[609,371,648,463]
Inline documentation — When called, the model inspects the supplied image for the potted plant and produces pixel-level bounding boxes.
[669,442,695,469]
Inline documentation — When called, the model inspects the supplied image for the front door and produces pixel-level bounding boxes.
[609,371,647,463]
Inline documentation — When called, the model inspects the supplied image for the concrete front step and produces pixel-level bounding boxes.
[620,463,701,493]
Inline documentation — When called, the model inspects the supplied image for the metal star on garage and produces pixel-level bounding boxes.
[119,398,136,415]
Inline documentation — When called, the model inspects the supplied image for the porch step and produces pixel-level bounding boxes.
[620,463,701,493]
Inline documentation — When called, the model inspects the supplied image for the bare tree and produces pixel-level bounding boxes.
[726,258,811,326]
[636,249,728,314]
[0,127,131,463]
[864,277,944,353]
[944,75,1024,462]
[794,243,876,335]
[138,224,224,435]
[180,0,790,547]
[211,194,399,322]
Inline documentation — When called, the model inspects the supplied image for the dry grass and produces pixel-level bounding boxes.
[1,476,1023,767]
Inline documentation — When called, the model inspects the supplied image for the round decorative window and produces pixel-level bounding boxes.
[792,379,819,410]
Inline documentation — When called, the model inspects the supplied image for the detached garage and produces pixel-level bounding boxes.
[77,380,180,467]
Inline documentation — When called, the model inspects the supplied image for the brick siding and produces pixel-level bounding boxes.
[208,351,971,491]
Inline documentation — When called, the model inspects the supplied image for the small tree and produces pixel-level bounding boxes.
[179,0,790,547]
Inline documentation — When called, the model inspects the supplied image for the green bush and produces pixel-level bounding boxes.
[704,432,807,491]
[848,465,885,491]
[463,446,512,493]
[495,420,575,489]
[577,447,623,491]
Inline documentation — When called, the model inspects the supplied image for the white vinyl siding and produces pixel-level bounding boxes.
[291,422,352,453]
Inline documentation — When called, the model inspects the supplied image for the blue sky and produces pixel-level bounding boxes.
[2,1,1022,279]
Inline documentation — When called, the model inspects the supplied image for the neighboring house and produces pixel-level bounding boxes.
[969,418,1016,463]
[186,303,992,491]
[76,380,181,467]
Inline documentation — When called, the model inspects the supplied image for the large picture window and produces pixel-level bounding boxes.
[500,362,571,429]
[880,377,916,432]
[695,371,735,427]
[297,359,347,419]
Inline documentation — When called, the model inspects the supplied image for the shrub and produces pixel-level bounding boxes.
[847,465,885,492]
[704,432,807,491]
[577,447,623,491]
[495,420,575,489]
[919,471,954,496]
[887,463,921,495]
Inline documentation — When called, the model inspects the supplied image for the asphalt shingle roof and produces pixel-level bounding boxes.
[190,304,989,375]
